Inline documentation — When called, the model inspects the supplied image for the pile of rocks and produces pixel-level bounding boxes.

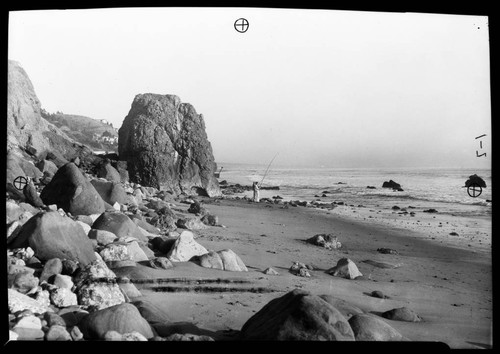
[6,157,250,341]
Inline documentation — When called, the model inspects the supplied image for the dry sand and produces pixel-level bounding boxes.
[134,196,492,348]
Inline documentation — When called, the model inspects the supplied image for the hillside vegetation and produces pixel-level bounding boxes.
[41,110,118,152]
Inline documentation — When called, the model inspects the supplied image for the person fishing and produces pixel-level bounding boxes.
[253,181,260,202]
[253,152,278,203]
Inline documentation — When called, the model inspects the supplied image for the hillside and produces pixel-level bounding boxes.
[41,110,118,152]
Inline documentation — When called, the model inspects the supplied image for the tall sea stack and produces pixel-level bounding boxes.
[118,93,221,197]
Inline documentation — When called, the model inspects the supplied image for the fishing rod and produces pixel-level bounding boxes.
[259,152,279,186]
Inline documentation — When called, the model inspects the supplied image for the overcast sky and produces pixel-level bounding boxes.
[8,8,491,169]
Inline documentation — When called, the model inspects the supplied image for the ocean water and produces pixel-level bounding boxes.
[216,163,492,218]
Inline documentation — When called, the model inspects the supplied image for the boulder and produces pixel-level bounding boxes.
[97,160,121,182]
[326,258,363,280]
[306,233,341,250]
[201,214,218,226]
[45,325,72,341]
[176,217,208,230]
[74,259,125,311]
[217,249,248,272]
[130,216,161,234]
[465,174,487,188]
[382,180,402,189]
[23,181,45,208]
[8,288,50,315]
[263,267,279,275]
[40,163,105,216]
[79,303,155,339]
[348,314,407,341]
[39,258,63,283]
[99,243,131,262]
[8,271,39,294]
[53,274,74,289]
[191,250,224,270]
[50,287,78,307]
[381,307,422,322]
[240,289,355,341]
[90,179,129,205]
[187,201,208,215]
[115,160,129,183]
[36,159,58,176]
[131,299,172,324]
[167,231,208,262]
[318,295,364,320]
[91,211,147,242]
[7,151,43,184]
[9,211,96,266]
[125,240,150,262]
[118,93,221,197]
[148,257,174,270]
[88,229,118,246]
[149,208,178,231]
[7,201,23,224]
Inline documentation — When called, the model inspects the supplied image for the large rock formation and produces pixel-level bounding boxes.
[7,60,94,161]
[118,94,221,197]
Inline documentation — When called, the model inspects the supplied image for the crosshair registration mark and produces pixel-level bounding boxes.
[467,183,483,198]
[234,18,249,33]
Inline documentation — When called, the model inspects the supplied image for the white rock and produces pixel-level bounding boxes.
[125,241,149,262]
[99,243,131,262]
[8,288,50,314]
[13,315,42,330]
[6,221,21,241]
[167,230,208,262]
[53,274,74,289]
[50,287,78,307]
[327,258,363,280]
[113,202,121,211]
[217,249,248,272]
[9,330,19,341]
[89,213,102,223]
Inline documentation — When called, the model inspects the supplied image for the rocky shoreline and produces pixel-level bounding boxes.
[6,154,426,342]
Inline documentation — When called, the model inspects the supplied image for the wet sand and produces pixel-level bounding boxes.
[135,196,492,348]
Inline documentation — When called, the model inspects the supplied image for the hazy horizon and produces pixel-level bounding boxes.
[8,8,491,170]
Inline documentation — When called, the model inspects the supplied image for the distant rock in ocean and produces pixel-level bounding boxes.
[382,180,403,191]
[464,174,486,188]
[118,93,221,197]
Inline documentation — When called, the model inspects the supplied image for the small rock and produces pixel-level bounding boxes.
[148,257,174,270]
[326,258,363,280]
[370,290,386,299]
[50,287,78,308]
[40,258,64,283]
[45,325,72,341]
[70,326,84,341]
[53,274,74,290]
[381,307,422,322]
[263,267,279,275]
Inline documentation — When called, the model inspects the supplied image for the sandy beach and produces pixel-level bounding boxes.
[129,195,492,348]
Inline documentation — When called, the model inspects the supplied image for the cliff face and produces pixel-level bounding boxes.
[7,60,51,156]
[7,60,93,160]
[118,94,221,197]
